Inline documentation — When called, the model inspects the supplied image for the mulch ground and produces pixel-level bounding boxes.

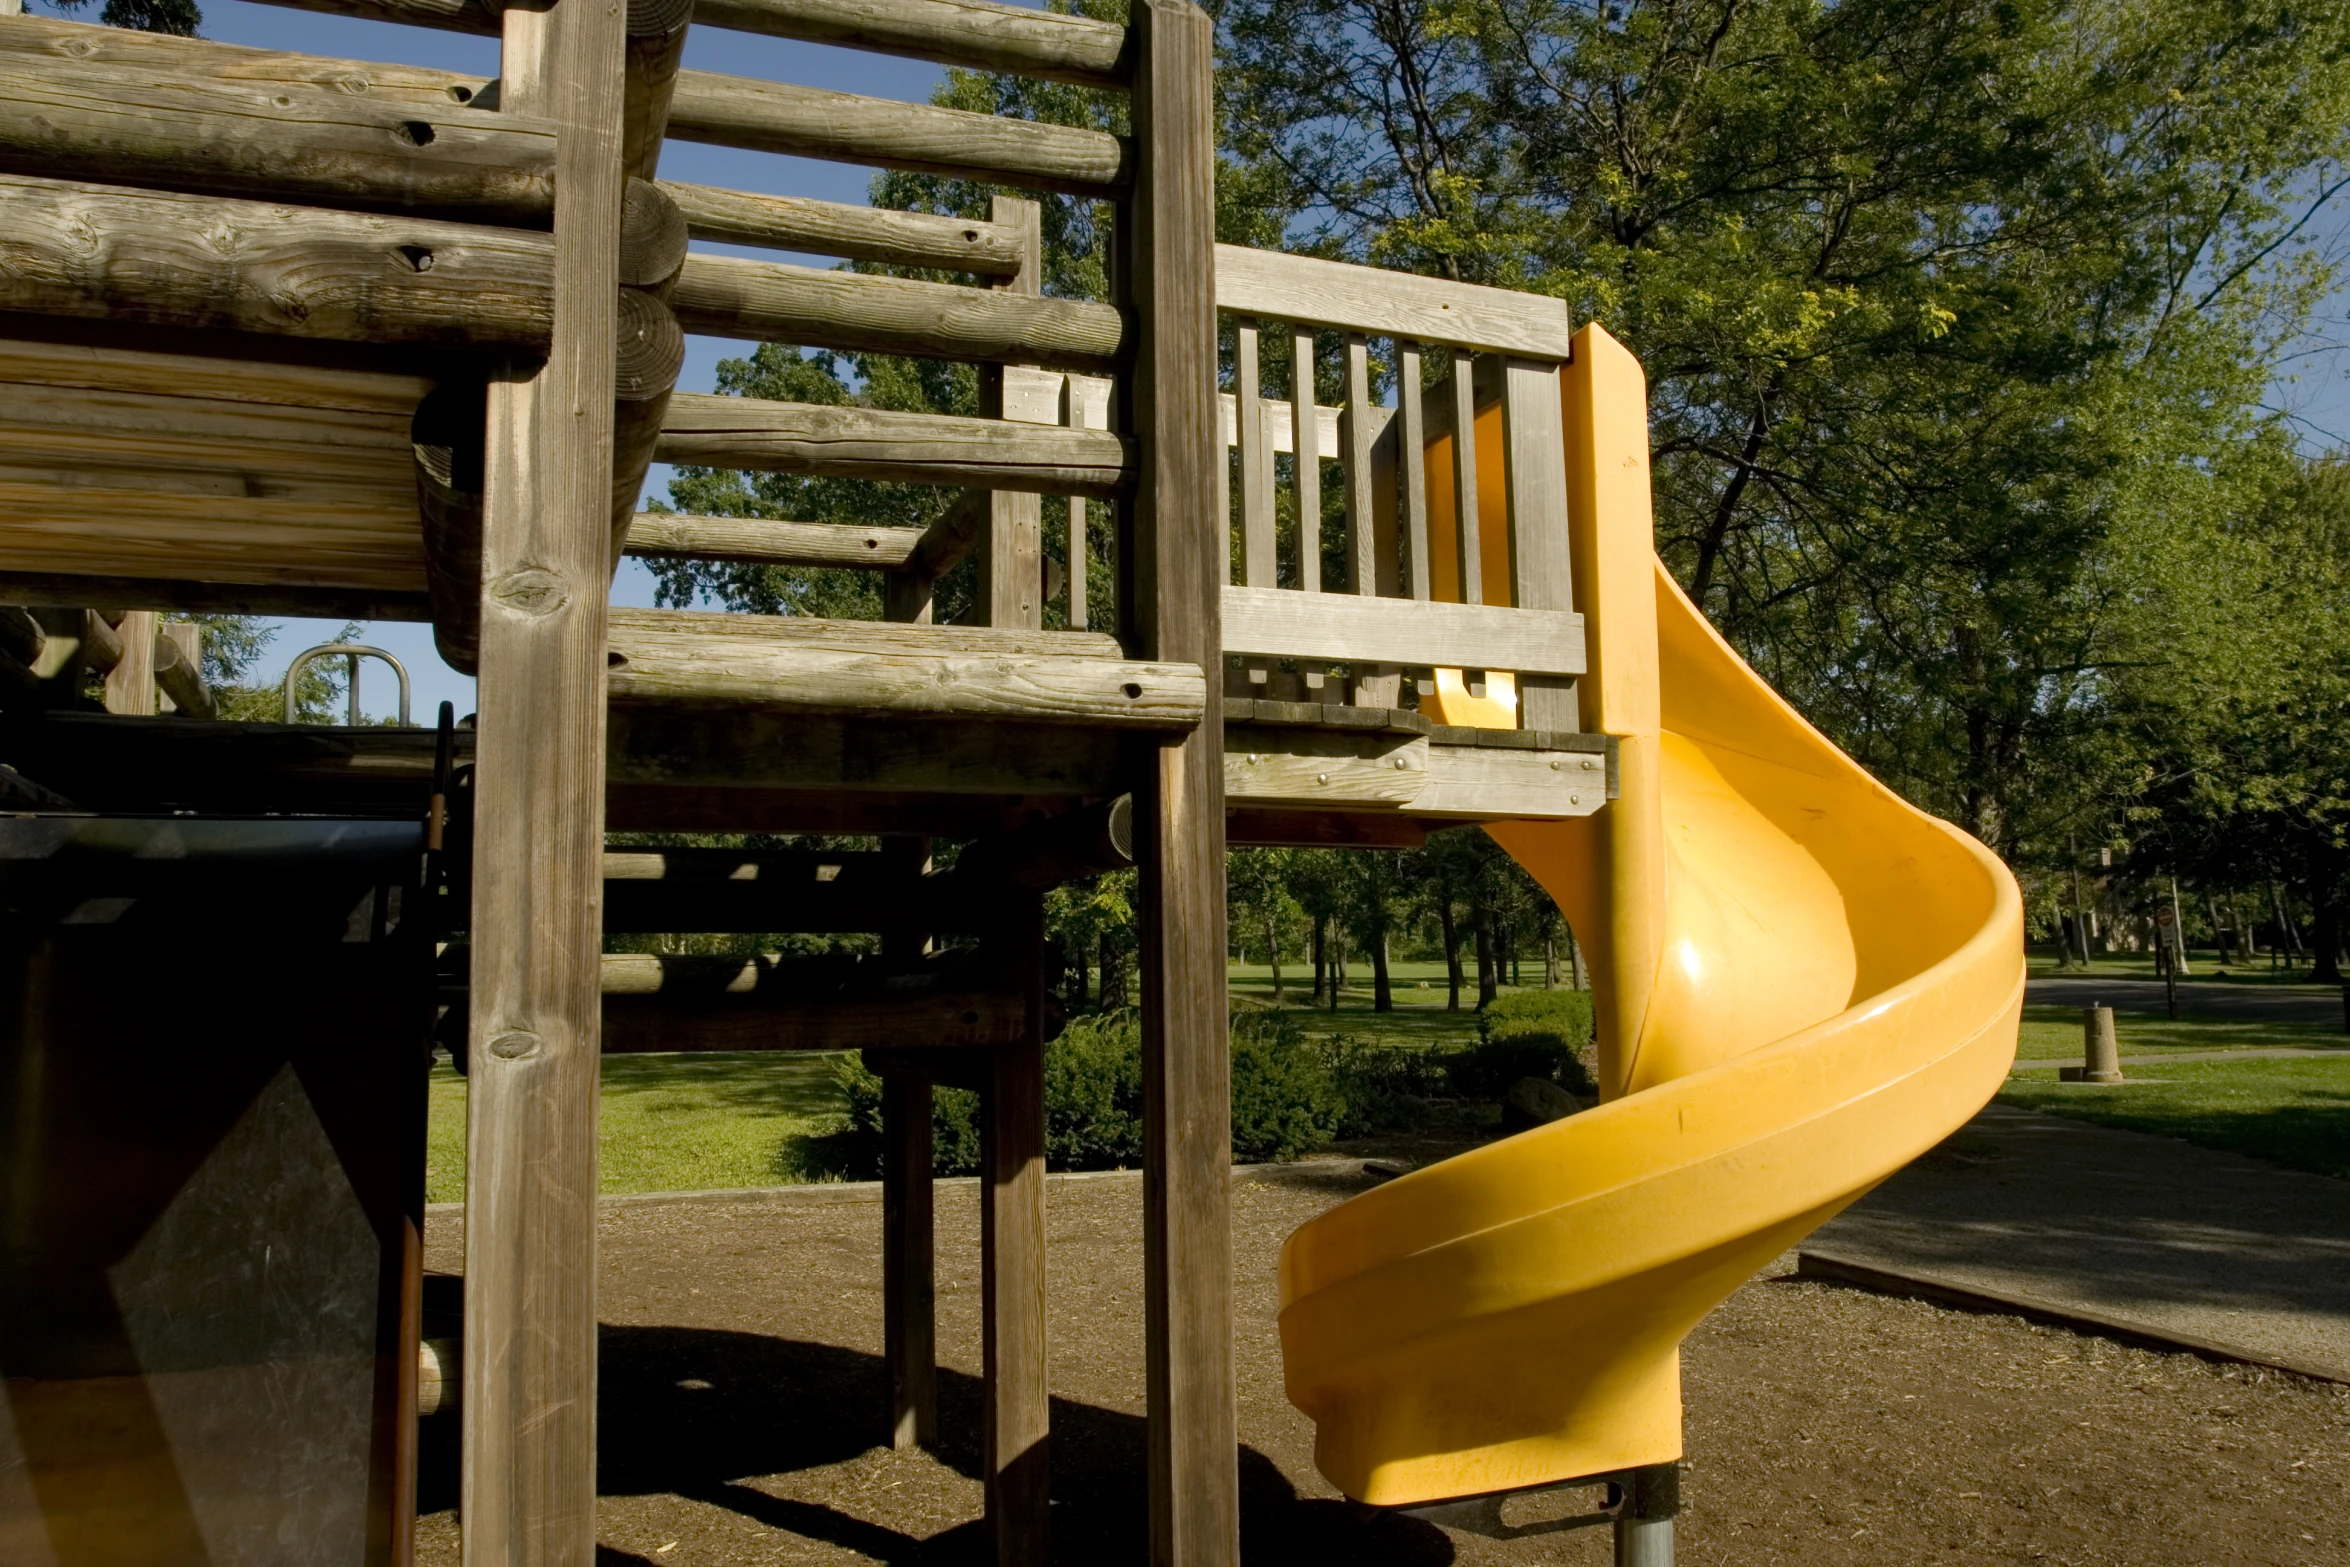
[416,1147,2349,1566]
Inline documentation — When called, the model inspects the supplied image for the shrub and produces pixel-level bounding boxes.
[1229,1010,1346,1162]
[1454,989,1599,1098]
[1479,988,1595,1050]
[829,1055,981,1177]
[1318,1035,1445,1138]
[1044,1011,1144,1168]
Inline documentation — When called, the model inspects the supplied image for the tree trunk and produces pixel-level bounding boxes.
[1097,932,1126,1009]
[1544,933,1559,988]
[2314,883,2343,984]
[1371,930,1392,1013]
[1474,906,1498,1008]
[1311,914,1327,1007]
[1329,930,1347,1011]
[1439,895,1463,1011]
[1567,924,1585,989]
[1265,915,1283,1001]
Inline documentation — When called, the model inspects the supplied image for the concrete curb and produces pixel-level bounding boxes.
[1797,1248,2350,1387]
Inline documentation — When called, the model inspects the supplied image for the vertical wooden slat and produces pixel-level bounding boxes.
[1450,355,1482,605]
[1126,4,1237,1564]
[982,894,1050,1566]
[1340,336,1375,595]
[102,610,156,715]
[1234,319,1272,587]
[982,197,1045,629]
[1065,376,1091,627]
[1290,327,1320,593]
[1500,357,1578,731]
[463,0,626,1559]
[882,1065,937,1449]
[1399,342,1430,602]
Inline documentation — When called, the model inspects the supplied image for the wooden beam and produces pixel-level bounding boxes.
[622,512,924,568]
[882,1063,938,1449]
[1214,243,1574,359]
[152,621,214,718]
[663,179,1028,275]
[0,572,430,623]
[1126,5,1237,1564]
[668,69,1129,196]
[1411,738,1608,819]
[1223,725,1425,809]
[671,250,1125,374]
[100,609,157,715]
[690,0,1130,90]
[1222,585,1585,675]
[978,196,1046,630]
[460,0,625,1558]
[0,24,555,223]
[608,705,1123,797]
[0,173,555,348]
[600,875,996,934]
[605,608,1202,728]
[907,487,991,579]
[603,985,1031,1052]
[656,393,1133,497]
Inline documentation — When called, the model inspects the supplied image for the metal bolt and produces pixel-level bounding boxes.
[1317,772,1328,785]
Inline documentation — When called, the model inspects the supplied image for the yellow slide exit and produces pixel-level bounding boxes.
[1275,326,2026,1507]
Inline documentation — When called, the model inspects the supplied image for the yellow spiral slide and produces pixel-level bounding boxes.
[1275,326,2026,1506]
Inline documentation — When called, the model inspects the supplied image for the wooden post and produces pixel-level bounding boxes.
[1500,359,1577,731]
[981,891,1049,1565]
[101,610,157,715]
[981,196,1045,628]
[882,1062,938,1449]
[1125,4,1237,1563]
[462,0,626,1559]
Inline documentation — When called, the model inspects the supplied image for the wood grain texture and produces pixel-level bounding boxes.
[1233,318,1272,588]
[671,249,1123,373]
[883,1064,938,1449]
[152,620,215,718]
[982,892,1050,1565]
[1221,585,1584,675]
[979,194,1044,631]
[1398,343,1430,600]
[1223,725,1424,808]
[1340,334,1375,595]
[0,173,554,347]
[1063,374,1088,628]
[604,607,1205,729]
[1126,5,1237,1564]
[691,0,1130,90]
[0,569,428,619]
[669,69,1129,195]
[1214,242,1573,358]
[1499,357,1578,732]
[623,511,923,567]
[1288,327,1320,593]
[657,392,1133,496]
[0,15,496,110]
[460,0,625,1557]
[1409,740,1607,819]
[1449,362,1483,605]
[100,607,155,714]
[0,26,557,222]
[663,179,1026,275]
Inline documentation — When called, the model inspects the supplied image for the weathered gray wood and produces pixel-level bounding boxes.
[100,609,156,715]
[1063,376,1089,628]
[1222,584,1585,674]
[1223,726,1425,808]
[663,179,1027,275]
[979,196,1046,630]
[1234,319,1272,587]
[657,393,1133,496]
[604,607,1205,728]
[0,571,428,621]
[691,0,1130,90]
[620,177,690,288]
[1214,243,1574,358]
[883,1064,938,1449]
[1127,5,1237,1564]
[413,376,488,673]
[460,0,624,1558]
[608,288,684,567]
[1449,362,1482,604]
[669,250,1123,373]
[0,14,493,109]
[0,24,557,223]
[621,16,688,182]
[1340,334,1375,595]
[0,173,554,347]
[1289,327,1321,593]
[1499,358,1578,732]
[622,511,922,567]
[982,892,1050,1566]
[668,69,1129,196]
[151,622,214,719]
[1410,740,1607,819]
[1399,342,1430,600]
[908,487,991,581]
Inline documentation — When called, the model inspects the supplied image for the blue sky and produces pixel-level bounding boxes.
[28,0,2350,720]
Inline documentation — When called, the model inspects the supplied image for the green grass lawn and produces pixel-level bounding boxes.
[2012,1003,2350,1060]
[426,1052,849,1203]
[1227,959,1519,1050]
[1998,1057,2350,1180]
[2025,945,2335,986]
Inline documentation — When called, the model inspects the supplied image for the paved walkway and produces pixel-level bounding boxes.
[1809,1104,2350,1379]
[2027,974,2343,1027]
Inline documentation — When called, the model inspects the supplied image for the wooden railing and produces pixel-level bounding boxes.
[1210,245,1585,733]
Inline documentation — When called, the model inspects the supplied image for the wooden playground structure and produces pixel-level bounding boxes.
[0,0,1647,1561]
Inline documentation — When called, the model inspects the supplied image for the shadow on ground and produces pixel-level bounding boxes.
[420,1323,1452,1566]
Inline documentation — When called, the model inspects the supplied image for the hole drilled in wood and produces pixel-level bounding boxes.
[446,84,474,103]
[395,245,435,272]
[608,652,630,670]
[1122,682,1143,698]
[398,120,437,146]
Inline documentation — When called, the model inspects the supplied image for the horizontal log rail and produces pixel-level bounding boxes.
[672,251,1125,373]
[1216,244,1575,359]
[1221,585,1587,676]
[656,392,1133,496]
[0,17,494,116]
[668,70,1129,195]
[605,607,1204,729]
[253,0,507,35]
[689,0,1130,90]
[623,512,924,568]
[603,985,1035,1053]
[0,28,559,223]
[0,174,554,347]
[662,180,1027,275]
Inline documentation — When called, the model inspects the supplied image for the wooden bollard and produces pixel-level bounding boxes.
[2078,1005,2122,1084]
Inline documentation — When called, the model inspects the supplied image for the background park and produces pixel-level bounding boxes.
[30,0,2350,1558]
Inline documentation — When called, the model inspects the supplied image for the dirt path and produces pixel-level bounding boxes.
[416,1160,2348,1565]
